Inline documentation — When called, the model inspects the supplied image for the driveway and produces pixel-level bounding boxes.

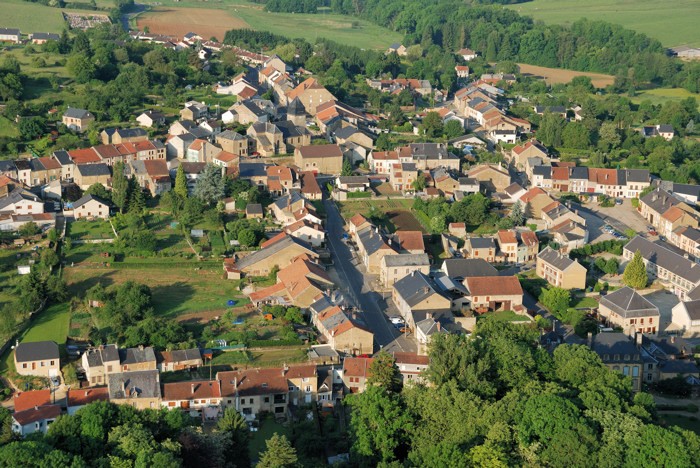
[324,199,416,354]
[576,198,649,240]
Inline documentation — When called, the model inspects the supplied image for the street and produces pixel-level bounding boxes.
[323,199,415,353]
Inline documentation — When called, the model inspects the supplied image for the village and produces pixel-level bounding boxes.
[1,15,700,464]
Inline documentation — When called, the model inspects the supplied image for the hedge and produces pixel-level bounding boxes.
[347,191,372,199]
[247,339,303,348]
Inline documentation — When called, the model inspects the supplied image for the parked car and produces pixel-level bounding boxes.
[389,316,404,325]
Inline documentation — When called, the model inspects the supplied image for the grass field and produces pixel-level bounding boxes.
[337,199,426,232]
[0,0,106,34]
[517,63,615,88]
[21,303,71,345]
[249,416,291,462]
[67,220,114,240]
[136,0,401,49]
[661,414,700,435]
[632,88,700,110]
[508,0,700,48]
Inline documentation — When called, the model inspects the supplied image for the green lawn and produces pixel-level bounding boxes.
[0,0,104,34]
[480,310,531,322]
[21,303,71,345]
[66,220,114,240]
[661,414,700,435]
[249,416,292,462]
[0,116,19,139]
[571,296,599,309]
[507,0,700,47]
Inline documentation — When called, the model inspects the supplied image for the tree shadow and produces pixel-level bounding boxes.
[151,282,197,317]
[66,270,116,296]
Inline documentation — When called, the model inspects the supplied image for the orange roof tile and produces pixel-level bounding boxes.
[466,276,523,296]
[662,206,685,223]
[218,368,289,397]
[552,166,569,181]
[14,390,51,412]
[395,231,425,252]
[260,232,288,249]
[162,380,222,401]
[497,230,518,245]
[68,148,100,164]
[520,187,547,203]
[520,230,539,247]
[392,352,429,365]
[343,357,373,378]
[67,387,109,407]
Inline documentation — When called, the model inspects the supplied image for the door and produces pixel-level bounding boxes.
[32,363,36,370]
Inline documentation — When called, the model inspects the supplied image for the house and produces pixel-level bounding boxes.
[14,341,60,378]
[299,171,323,201]
[509,140,549,170]
[433,169,460,196]
[284,365,319,405]
[405,143,460,172]
[386,43,407,56]
[276,120,312,153]
[119,346,157,372]
[448,222,467,239]
[458,177,480,195]
[393,230,425,254]
[136,110,165,128]
[342,357,373,393]
[107,370,161,410]
[392,271,451,330]
[533,106,567,118]
[463,275,524,314]
[666,182,700,206]
[589,333,643,391]
[130,160,171,196]
[464,237,498,262]
[67,387,110,415]
[270,192,320,225]
[541,201,586,229]
[179,101,208,121]
[380,253,431,288]
[639,188,698,238]
[356,225,398,274]
[186,139,221,163]
[0,187,44,215]
[101,127,148,145]
[12,405,61,437]
[348,213,371,235]
[550,219,589,253]
[0,213,55,233]
[389,163,418,192]
[456,48,478,61]
[284,219,325,248]
[81,344,120,386]
[623,236,700,300]
[72,194,112,220]
[333,126,374,150]
[599,287,659,336]
[285,78,336,115]
[74,163,111,190]
[518,230,539,263]
[672,226,700,260]
[536,247,587,289]
[218,368,289,420]
[62,108,95,132]
[455,65,470,79]
[415,318,446,353]
[393,353,429,386]
[0,28,21,43]
[310,296,374,356]
[212,151,238,169]
[239,162,269,187]
[14,390,51,413]
[247,122,283,156]
[249,256,334,308]
[440,258,498,281]
[245,203,264,219]
[216,130,249,156]
[227,100,268,125]
[672,300,700,335]
[232,233,316,277]
[266,165,298,197]
[161,380,222,417]
[467,163,511,193]
[294,145,343,175]
[156,348,203,372]
[336,176,370,193]
[641,124,675,141]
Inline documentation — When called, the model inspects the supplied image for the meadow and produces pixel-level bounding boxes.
[632,87,700,110]
[0,0,104,34]
[508,0,700,48]
[136,0,401,49]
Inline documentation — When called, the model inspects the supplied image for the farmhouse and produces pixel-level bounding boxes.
[232,233,316,277]
[380,253,431,288]
[107,370,161,410]
[249,257,334,308]
[136,110,165,128]
[0,28,21,43]
[218,368,289,419]
[74,163,111,190]
[392,271,451,330]
[294,144,343,175]
[14,341,60,378]
[463,275,524,314]
[536,247,587,290]
[29,32,59,44]
[310,296,374,356]
[285,78,336,115]
[12,405,61,437]
[62,108,95,132]
[72,194,112,220]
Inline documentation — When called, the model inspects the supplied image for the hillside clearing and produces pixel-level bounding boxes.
[517,63,615,88]
[137,7,250,40]
[0,0,107,33]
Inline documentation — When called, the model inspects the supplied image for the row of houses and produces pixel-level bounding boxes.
[0,28,59,44]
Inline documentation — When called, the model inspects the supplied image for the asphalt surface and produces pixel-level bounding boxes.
[323,199,410,353]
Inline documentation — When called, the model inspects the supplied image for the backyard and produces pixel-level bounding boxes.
[66,219,115,241]
[337,199,427,233]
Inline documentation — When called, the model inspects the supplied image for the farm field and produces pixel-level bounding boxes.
[0,0,107,34]
[517,63,615,88]
[507,0,700,47]
[632,88,700,110]
[136,1,401,49]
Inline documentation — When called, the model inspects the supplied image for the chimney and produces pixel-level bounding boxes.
[191,383,196,394]
[283,363,289,375]
[671,336,676,344]
[138,345,144,351]
[635,332,643,346]
[587,332,593,347]
[436,321,441,331]
[121,381,126,394]
[34,406,38,411]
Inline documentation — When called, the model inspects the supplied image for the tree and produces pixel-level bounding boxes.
[509,200,525,226]
[258,434,297,468]
[444,120,464,139]
[411,173,427,192]
[111,162,129,213]
[538,113,565,147]
[127,181,146,215]
[599,122,621,150]
[85,183,111,202]
[421,111,443,138]
[368,352,401,392]
[216,407,250,466]
[18,222,40,238]
[539,286,571,316]
[194,164,225,205]
[237,228,256,247]
[174,164,189,199]
[623,250,648,289]
[341,157,353,176]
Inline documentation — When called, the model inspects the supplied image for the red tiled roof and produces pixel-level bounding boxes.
[218,368,289,397]
[260,232,288,249]
[662,206,685,222]
[552,166,569,181]
[162,380,221,401]
[13,405,60,426]
[67,387,109,407]
[395,231,425,252]
[466,275,523,296]
[38,156,61,170]
[68,148,100,164]
[392,352,429,365]
[297,144,343,159]
[588,168,618,185]
[143,159,169,177]
[14,390,51,412]
[343,357,374,378]
[349,214,369,227]
[284,364,316,379]
[299,171,321,195]
[497,230,517,245]
[520,187,547,203]
[215,151,239,163]
[520,230,539,247]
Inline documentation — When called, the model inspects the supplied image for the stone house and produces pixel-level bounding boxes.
[536,247,587,290]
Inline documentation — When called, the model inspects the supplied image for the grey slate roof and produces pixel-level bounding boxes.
[63,108,92,119]
[622,169,650,183]
[337,176,369,185]
[0,28,20,36]
[680,227,700,243]
[624,236,700,285]
[72,194,111,209]
[442,258,498,279]
[532,165,551,178]
[382,253,430,267]
[84,345,119,368]
[590,333,641,363]
[31,32,59,41]
[287,97,305,115]
[393,271,445,308]
[119,346,157,365]
[309,295,334,315]
[334,126,359,139]
[276,120,310,139]
[52,151,71,166]
[246,203,263,214]
[108,370,160,399]
[217,130,246,141]
[15,341,59,362]
[104,127,147,139]
[76,163,110,177]
[273,191,304,211]
[569,166,588,180]
[458,177,478,186]
[467,237,495,250]
[239,162,268,178]
[537,246,579,271]
[0,187,40,212]
[235,235,314,270]
[659,124,674,133]
[166,348,202,363]
[357,226,393,256]
[408,143,458,161]
[599,287,659,319]
[672,183,700,198]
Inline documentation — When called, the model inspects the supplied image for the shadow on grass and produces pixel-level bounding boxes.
[151,282,197,317]
[66,270,116,297]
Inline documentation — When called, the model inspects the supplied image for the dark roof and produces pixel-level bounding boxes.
[104,127,148,139]
[63,108,92,119]
[0,28,20,35]
[659,360,700,375]
[108,370,160,399]
[273,191,304,211]
[569,166,588,180]
[334,126,359,139]
[672,183,700,198]
[276,120,310,139]
[357,226,393,256]
[590,333,641,363]
[83,345,119,368]
[408,143,458,161]
[161,348,202,363]
[15,341,59,362]
[298,144,343,159]
[119,346,156,365]
[683,300,700,321]
[31,32,59,41]
[382,253,430,267]
[287,97,305,115]
[599,287,659,319]
[13,159,30,171]
[532,165,552,178]
[624,236,700,284]
[442,258,498,279]
[52,151,71,165]
[239,162,268,178]
[76,163,110,177]
[246,203,263,214]
[72,194,112,209]
[217,130,246,141]
[537,246,582,272]
[467,237,495,249]
[393,271,446,308]
[622,169,650,183]
[235,235,314,270]
[658,124,674,133]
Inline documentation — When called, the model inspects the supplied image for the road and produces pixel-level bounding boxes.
[323,199,413,353]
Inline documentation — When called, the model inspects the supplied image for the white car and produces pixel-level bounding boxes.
[389,316,404,325]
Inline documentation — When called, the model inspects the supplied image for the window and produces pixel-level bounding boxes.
[264,397,269,403]
[50,361,55,366]
[107,365,112,372]
[623,366,629,376]
[632,367,639,377]
[22,364,27,369]
[40,361,45,367]
[305,386,312,393]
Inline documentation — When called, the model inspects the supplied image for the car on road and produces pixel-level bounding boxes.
[397,326,408,333]
[389,316,404,325]
[615,198,623,205]
[50,376,60,387]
